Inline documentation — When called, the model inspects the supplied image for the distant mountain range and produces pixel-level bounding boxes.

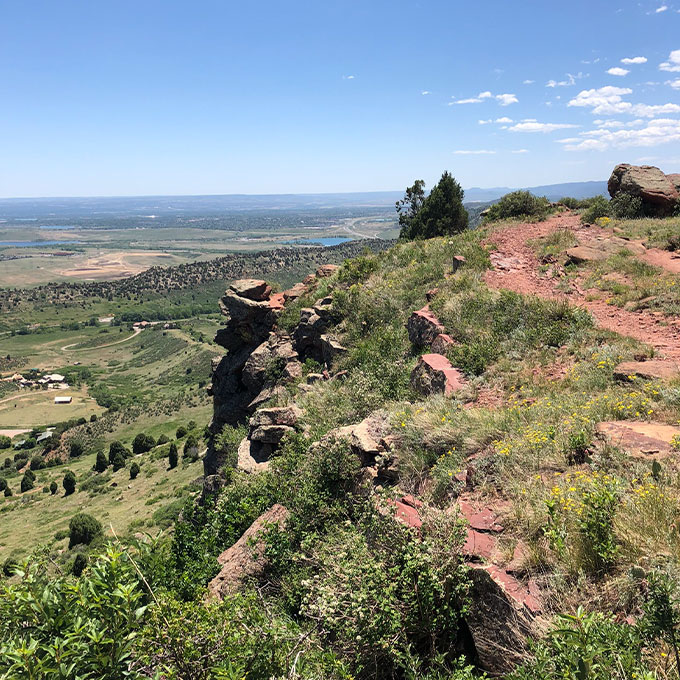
[463,181,608,203]
[0,182,608,220]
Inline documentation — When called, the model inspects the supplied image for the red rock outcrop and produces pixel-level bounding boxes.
[410,353,466,397]
[608,163,679,216]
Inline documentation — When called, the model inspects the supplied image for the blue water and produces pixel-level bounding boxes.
[0,240,81,247]
[285,237,352,246]
[39,225,77,230]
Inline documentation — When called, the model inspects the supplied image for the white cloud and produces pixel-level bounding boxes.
[452,149,497,155]
[567,86,680,117]
[450,91,517,106]
[546,72,587,88]
[607,67,630,76]
[668,79,680,89]
[512,149,530,153]
[342,75,355,80]
[496,93,518,106]
[421,90,430,95]
[478,119,492,124]
[660,50,680,72]
[495,116,514,123]
[621,56,647,64]
[523,79,535,85]
[509,120,580,133]
[559,118,680,151]
[655,5,668,12]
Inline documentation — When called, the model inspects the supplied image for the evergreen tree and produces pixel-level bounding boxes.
[20,474,34,493]
[63,470,76,496]
[168,442,178,469]
[94,451,108,473]
[111,451,126,472]
[49,481,58,495]
[398,171,468,240]
[129,462,140,480]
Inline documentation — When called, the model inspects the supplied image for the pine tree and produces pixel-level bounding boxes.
[168,442,178,469]
[94,451,108,473]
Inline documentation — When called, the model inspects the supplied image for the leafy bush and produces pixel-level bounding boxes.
[68,512,102,548]
[0,435,10,449]
[63,470,76,495]
[111,451,126,471]
[20,473,34,493]
[69,440,84,458]
[0,477,6,492]
[508,608,653,680]
[213,424,246,479]
[109,440,131,461]
[49,481,57,495]
[130,462,140,480]
[581,195,610,224]
[156,434,170,446]
[484,190,553,222]
[0,547,144,678]
[132,433,156,455]
[609,191,643,219]
[183,434,199,461]
[175,426,188,439]
[71,552,88,576]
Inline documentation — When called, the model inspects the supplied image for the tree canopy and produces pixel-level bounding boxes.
[398,172,468,240]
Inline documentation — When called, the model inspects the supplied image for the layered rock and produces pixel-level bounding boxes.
[608,163,679,216]
[407,306,446,347]
[208,504,289,599]
[410,353,466,397]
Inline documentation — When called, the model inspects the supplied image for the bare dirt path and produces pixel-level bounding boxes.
[61,326,142,352]
[483,213,680,361]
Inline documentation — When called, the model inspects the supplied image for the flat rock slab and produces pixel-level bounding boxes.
[597,420,680,459]
[459,500,504,532]
[411,353,466,397]
[463,529,497,561]
[614,360,680,381]
[431,333,456,354]
[230,279,272,301]
[237,438,271,473]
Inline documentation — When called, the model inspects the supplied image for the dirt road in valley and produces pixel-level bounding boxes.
[483,213,680,361]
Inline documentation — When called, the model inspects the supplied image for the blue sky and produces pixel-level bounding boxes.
[1,0,678,197]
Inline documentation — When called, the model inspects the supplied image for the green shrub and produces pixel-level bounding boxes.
[130,462,140,480]
[484,190,553,222]
[0,477,6,492]
[0,435,11,449]
[49,480,58,495]
[71,552,88,576]
[183,434,199,460]
[111,451,126,472]
[609,192,643,219]
[68,512,102,548]
[4,486,12,497]
[63,470,76,495]
[213,424,247,478]
[132,433,155,455]
[156,433,170,446]
[69,440,84,458]
[581,195,610,223]
[175,425,188,439]
[109,440,131,462]
[20,473,34,493]
[508,608,652,680]
[29,454,46,470]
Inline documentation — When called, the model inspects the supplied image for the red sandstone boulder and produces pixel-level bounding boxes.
[608,164,679,216]
[407,306,445,347]
[431,333,456,355]
[208,504,289,598]
[410,354,466,397]
[229,279,272,301]
[316,264,340,277]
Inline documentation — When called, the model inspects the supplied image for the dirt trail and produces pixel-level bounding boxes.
[61,326,142,352]
[483,213,680,361]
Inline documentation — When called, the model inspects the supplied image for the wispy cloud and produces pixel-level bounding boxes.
[342,75,355,80]
[509,119,580,133]
[546,72,586,88]
[496,116,514,123]
[655,5,668,12]
[660,50,680,72]
[450,91,517,106]
[559,118,680,151]
[668,79,680,89]
[568,86,680,116]
[621,56,647,64]
[523,79,535,85]
[607,67,630,76]
[421,90,431,95]
[512,149,530,153]
[452,149,497,154]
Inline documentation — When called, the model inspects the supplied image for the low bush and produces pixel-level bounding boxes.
[68,512,102,548]
[63,470,76,495]
[581,195,610,223]
[484,190,553,222]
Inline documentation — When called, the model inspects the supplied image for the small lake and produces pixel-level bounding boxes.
[285,237,352,247]
[40,225,77,230]
[0,240,81,247]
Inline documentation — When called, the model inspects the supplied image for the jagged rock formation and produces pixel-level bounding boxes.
[608,163,679,216]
